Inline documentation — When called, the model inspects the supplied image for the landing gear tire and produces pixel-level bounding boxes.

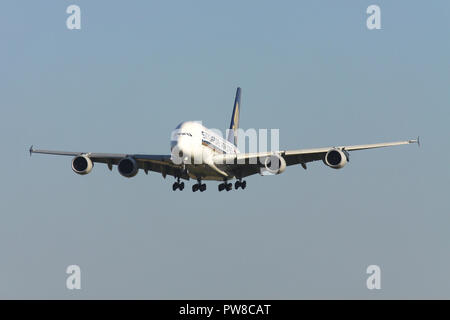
[218,182,232,191]
[193,179,205,192]
[234,179,246,190]
[173,178,184,191]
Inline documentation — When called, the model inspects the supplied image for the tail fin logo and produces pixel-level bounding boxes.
[232,102,239,130]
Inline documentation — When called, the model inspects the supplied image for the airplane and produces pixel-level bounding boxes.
[30,87,419,192]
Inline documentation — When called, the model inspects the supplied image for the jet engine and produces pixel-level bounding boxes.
[118,157,139,178]
[71,155,93,175]
[261,153,286,175]
[324,149,349,169]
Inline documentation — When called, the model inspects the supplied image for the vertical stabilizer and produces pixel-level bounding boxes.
[227,87,241,146]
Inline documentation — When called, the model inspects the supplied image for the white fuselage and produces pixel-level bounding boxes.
[170,121,238,180]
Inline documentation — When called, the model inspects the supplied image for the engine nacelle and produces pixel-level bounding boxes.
[118,157,138,178]
[71,155,93,175]
[324,149,349,169]
[260,153,287,175]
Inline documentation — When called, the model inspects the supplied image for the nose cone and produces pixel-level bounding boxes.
[170,121,202,165]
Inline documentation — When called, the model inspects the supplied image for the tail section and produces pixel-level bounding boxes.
[227,87,241,146]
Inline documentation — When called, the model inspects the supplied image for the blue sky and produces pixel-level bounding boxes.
[1,0,449,298]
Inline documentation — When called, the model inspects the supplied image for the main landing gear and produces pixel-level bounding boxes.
[218,179,246,191]
[174,178,246,192]
[172,177,185,191]
[218,181,232,192]
[234,179,246,190]
[192,179,206,192]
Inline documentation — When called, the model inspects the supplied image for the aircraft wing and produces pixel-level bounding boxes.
[29,146,189,180]
[282,138,419,166]
[214,138,419,178]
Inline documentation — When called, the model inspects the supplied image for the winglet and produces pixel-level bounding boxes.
[409,136,420,147]
[29,145,34,156]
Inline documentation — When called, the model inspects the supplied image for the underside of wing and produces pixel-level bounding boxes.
[213,138,418,178]
[30,147,189,180]
[132,154,189,180]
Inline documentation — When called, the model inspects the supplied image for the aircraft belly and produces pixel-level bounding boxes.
[186,164,231,181]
